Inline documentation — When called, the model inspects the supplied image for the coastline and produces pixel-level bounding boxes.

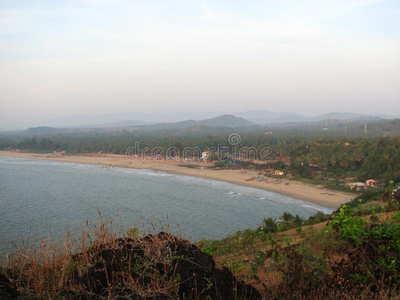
[0,151,356,209]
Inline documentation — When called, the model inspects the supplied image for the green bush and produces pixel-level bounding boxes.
[196,239,219,256]
[126,227,140,238]
[343,190,382,210]
[329,205,367,246]
[258,217,278,233]
[304,211,328,225]
[392,212,400,222]
[274,245,329,297]
[360,203,384,215]
[214,160,230,168]
[359,222,400,286]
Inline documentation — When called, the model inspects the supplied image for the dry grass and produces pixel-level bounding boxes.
[1,212,260,299]
[2,213,118,298]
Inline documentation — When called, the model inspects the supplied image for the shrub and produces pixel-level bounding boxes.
[214,160,230,168]
[370,214,380,223]
[343,190,382,210]
[329,205,367,246]
[279,212,304,227]
[392,211,400,223]
[304,211,328,225]
[360,203,384,215]
[334,222,400,289]
[268,245,329,298]
[126,227,140,238]
[258,217,278,234]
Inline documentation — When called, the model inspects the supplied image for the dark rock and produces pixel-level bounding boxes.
[0,274,19,299]
[75,232,261,299]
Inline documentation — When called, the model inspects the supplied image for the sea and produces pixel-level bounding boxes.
[0,155,333,254]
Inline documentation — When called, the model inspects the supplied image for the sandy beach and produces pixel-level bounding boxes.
[0,151,356,208]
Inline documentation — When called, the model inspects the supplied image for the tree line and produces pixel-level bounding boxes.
[1,131,399,183]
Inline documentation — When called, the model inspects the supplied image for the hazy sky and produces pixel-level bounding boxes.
[0,0,399,127]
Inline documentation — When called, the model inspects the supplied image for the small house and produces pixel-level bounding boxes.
[201,151,209,161]
[355,183,365,191]
[347,182,365,191]
[365,179,376,188]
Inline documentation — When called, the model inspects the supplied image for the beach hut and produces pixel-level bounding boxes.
[347,182,365,191]
[201,151,209,161]
[366,179,376,188]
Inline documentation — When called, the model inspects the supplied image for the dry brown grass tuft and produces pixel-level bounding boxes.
[1,213,261,299]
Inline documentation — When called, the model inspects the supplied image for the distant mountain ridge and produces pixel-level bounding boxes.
[8,111,227,130]
[15,110,400,132]
[197,115,254,128]
[22,115,400,138]
[238,111,390,125]
[24,115,255,134]
[137,115,255,131]
[100,120,149,127]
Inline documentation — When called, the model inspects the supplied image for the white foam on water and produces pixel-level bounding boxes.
[135,170,172,177]
[301,204,334,214]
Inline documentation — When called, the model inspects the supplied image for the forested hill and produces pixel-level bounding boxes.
[130,115,256,131]
[11,117,400,137]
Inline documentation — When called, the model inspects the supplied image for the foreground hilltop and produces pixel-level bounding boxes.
[0,232,260,299]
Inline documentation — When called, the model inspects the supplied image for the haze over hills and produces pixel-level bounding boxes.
[15,113,400,140]
[88,120,150,128]
[199,115,254,127]
[2,111,399,132]
[2,111,227,130]
[136,115,255,131]
[235,111,392,125]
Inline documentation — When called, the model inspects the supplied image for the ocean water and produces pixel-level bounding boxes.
[0,156,332,253]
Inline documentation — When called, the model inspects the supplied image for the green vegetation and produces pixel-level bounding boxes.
[196,186,400,298]
[329,205,368,246]
[213,160,231,168]
[2,129,400,185]
[196,208,400,298]
[197,210,329,257]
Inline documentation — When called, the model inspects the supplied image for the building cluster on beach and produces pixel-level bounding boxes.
[128,153,210,163]
[264,169,285,176]
[345,179,379,191]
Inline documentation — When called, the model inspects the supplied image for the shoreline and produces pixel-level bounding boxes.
[0,151,356,209]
